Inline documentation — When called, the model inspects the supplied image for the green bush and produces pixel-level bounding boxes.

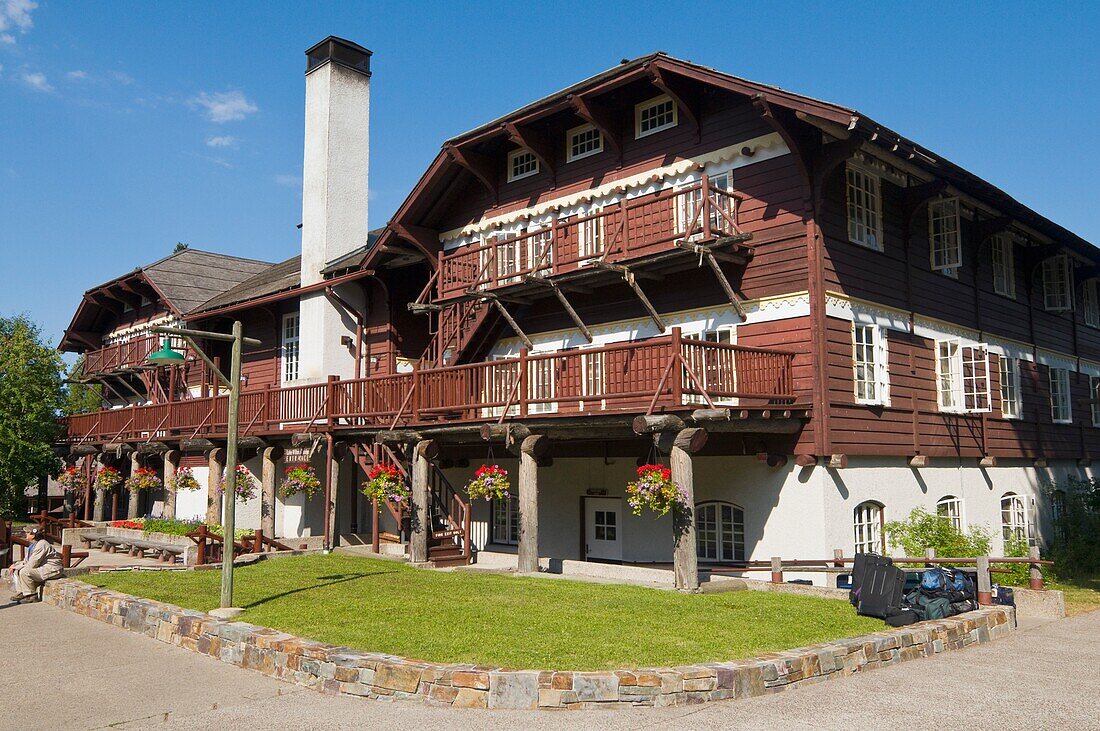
[997,533,1032,586]
[142,517,202,537]
[1044,476,1100,580]
[884,507,993,558]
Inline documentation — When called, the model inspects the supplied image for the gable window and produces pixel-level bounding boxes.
[635,95,677,138]
[1042,255,1073,311]
[990,234,1016,299]
[937,495,964,532]
[852,324,889,405]
[491,495,520,545]
[1049,367,1073,423]
[507,149,539,182]
[999,356,1022,419]
[854,501,884,554]
[567,123,602,162]
[281,312,300,383]
[846,165,883,251]
[936,339,991,414]
[1090,376,1100,427]
[929,197,962,277]
[695,501,745,562]
[1084,280,1100,328]
[1000,492,1028,543]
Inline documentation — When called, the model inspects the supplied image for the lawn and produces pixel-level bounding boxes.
[1046,576,1100,616]
[84,554,882,670]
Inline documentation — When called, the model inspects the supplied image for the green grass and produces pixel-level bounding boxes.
[1045,576,1100,616]
[83,554,881,670]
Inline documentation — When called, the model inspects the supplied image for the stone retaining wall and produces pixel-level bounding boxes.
[42,579,1015,710]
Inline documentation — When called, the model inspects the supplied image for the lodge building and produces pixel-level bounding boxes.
[57,37,1097,587]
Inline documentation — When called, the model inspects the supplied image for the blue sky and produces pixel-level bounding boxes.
[2,1,1098,347]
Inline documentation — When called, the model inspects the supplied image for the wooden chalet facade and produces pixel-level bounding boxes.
[57,38,1099,586]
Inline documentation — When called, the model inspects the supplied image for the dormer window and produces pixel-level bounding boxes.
[567,123,602,162]
[846,164,882,251]
[929,197,962,277]
[1042,255,1073,311]
[507,149,539,182]
[635,95,677,138]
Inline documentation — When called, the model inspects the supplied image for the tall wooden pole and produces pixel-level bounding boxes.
[93,455,107,522]
[127,451,141,519]
[206,448,225,525]
[220,320,244,609]
[163,450,180,521]
[261,446,281,539]
[518,434,548,574]
[655,428,706,592]
[410,440,435,564]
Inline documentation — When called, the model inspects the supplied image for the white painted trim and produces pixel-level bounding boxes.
[506,148,539,182]
[634,95,677,139]
[566,123,602,162]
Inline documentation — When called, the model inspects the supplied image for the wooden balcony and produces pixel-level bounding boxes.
[82,333,184,375]
[438,176,747,301]
[61,332,799,444]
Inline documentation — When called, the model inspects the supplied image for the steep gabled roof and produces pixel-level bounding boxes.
[193,255,302,313]
[143,249,273,314]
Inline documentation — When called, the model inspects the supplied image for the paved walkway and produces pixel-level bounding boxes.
[1,601,1096,730]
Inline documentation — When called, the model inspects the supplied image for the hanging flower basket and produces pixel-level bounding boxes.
[362,464,409,506]
[125,467,162,492]
[57,466,86,496]
[281,464,322,499]
[222,464,257,502]
[466,464,511,502]
[626,464,687,518]
[167,466,200,492]
[94,466,122,492]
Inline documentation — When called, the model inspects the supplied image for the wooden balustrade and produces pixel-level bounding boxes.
[83,333,184,375]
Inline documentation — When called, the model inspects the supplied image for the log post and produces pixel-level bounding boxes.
[162,449,180,521]
[827,548,845,588]
[659,427,706,591]
[206,447,225,525]
[975,555,992,605]
[127,451,141,519]
[771,556,783,584]
[410,439,436,564]
[260,446,283,540]
[518,434,549,574]
[93,454,108,522]
[324,439,345,550]
[1029,545,1044,590]
[925,547,936,567]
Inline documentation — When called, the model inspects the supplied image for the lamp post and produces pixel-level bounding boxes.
[148,322,261,610]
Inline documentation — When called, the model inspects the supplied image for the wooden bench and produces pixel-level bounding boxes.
[79,531,107,550]
[123,538,185,564]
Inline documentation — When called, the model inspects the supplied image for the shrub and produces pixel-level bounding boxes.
[1044,476,1100,580]
[142,517,202,537]
[884,507,993,558]
[998,533,1033,586]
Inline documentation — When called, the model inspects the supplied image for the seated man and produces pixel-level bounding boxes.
[10,526,63,603]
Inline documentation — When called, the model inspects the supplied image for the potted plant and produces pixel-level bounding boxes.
[465,464,511,502]
[125,467,162,492]
[281,463,322,499]
[57,466,86,496]
[94,465,122,492]
[362,464,410,506]
[222,464,257,502]
[166,466,200,492]
[626,464,687,517]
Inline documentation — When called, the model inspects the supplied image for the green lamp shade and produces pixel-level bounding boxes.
[148,338,185,365]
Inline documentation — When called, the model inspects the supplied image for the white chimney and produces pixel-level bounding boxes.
[297,36,371,382]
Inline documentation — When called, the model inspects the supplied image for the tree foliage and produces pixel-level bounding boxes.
[62,355,103,415]
[884,507,993,558]
[0,315,64,517]
[1045,476,1100,580]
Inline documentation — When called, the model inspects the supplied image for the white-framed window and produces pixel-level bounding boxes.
[695,501,745,563]
[683,326,738,405]
[280,312,300,383]
[929,197,962,277]
[1083,280,1100,328]
[1042,255,1073,311]
[491,495,520,545]
[937,495,964,532]
[579,346,606,410]
[999,356,1022,419]
[1049,367,1073,424]
[846,165,883,251]
[526,356,558,414]
[852,323,889,405]
[675,172,734,239]
[854,501,884,554]
[1000,492,1028,543]
[1090,375,1100,427]
[507,148,539,182]
[635,95,677,138]
[990,234,1016,299]
[936,339,992,413]
[578,207,605,259]
[567,123,602,162]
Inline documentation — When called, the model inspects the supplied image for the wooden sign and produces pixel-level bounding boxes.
[282,447,312,463]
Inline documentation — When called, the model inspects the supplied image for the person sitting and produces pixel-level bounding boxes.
[9,526,63,603]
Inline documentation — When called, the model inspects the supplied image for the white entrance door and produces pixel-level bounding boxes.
[585,498,623,561]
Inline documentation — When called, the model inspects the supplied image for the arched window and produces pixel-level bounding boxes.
[936,495,964,531]
[853,501,885,554]
[1000,492,1028,543]
[695,501,745,562]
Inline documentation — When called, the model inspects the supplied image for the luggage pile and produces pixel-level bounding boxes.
[848,553,978,627]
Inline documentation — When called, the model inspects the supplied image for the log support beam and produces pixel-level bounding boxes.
[828,454,848,469]
[127,451,141,520]
[525,276,593,342]
[206,447,226,525]
[979,455,997,468]
[488,297,533,349]
[410,439,437,564]
[654,428,706,591]
[163,449,180,520]
[93,452,110,522]
[595,262,665,330]
[795,454,818,468]
[517,434,549,574]
[261,445,284,540]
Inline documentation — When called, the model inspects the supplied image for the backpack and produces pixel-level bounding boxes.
[944,568,976,605]
[905,589,952,620]
[920,568,950,592]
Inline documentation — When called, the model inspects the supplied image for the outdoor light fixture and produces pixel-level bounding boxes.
[147,339,185,365]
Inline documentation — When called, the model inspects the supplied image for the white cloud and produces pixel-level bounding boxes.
[274,174,301,187]
[205,135,237,148]
[0,0,36,43]
[21,70,51,92]
[66,70,87,80]
[188,90,258,123]
[111,71,133,85]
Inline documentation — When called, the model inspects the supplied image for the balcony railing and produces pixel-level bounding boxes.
[83,333,184,375]
[439,175,744,300]
[61,330,797,443]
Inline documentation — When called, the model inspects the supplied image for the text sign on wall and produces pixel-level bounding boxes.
[282,447,312,463]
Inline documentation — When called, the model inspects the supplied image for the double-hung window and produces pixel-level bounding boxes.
[1049,367,1073,424]
[507,148,539,182]
[281,312,300,383]
[567,123,602,162]
[846,165,883,251]
[936,339,992,413]
[999,356,1022,419]
[852,324,888,405]
[1042,255,1073,311]
[929,197,962,277]
[990,234,1016,298]
[1090,375,1100,427]
[635,95,677,138]
[1084,280,1100,328]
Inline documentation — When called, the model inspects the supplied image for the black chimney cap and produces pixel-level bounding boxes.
[306,36,372,76]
